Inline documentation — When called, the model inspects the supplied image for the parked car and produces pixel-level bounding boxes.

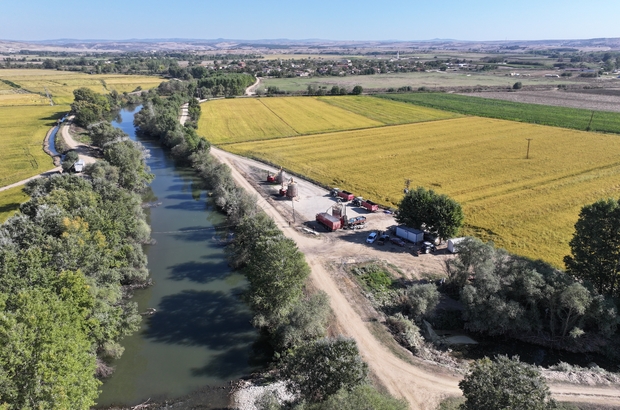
[390,237,406,247]
[423,232,440,245]
[377,233,390,245]
[366,232,378,243]
[419,241,437,254]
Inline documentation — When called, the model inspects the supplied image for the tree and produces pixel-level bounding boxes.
[0,290,100,409]
[61,150,79,172]
[283,337,368,403]
[459,356,555,410]
[405,283,440,321]
[351,85,363,95]
[564,198,620,297]
[396,187,464,240]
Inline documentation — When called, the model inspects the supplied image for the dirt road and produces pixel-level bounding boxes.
[60,116,98,165]
[210,146,620,409]
[245,77,261,96]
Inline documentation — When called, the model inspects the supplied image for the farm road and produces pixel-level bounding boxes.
[245,77,261,96]
[209,146,620,409]
[60,116,98,165]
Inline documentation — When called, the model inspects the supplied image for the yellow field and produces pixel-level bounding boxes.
[0,186,29,223]
[318,96,460,125]
[0,105,68,186]
[258,97,381,134]
[198,99,298,144]
[226,117,620,267]
[0,69,163,105]
[0,92,50,106]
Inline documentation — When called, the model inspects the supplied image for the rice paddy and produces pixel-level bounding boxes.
[318,96,460,125]
[0,105,67,187]
[224,115,620,266]
[0,69,163,105]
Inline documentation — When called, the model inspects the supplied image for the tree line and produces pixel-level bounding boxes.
[0,92,154,408]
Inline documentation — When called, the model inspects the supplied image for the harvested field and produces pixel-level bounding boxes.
[462,89,620,113]
[379,92,620,134]
[318,96,460,124]
[226,117,620,267]
[0,105,67,187]
[258,97,381,134]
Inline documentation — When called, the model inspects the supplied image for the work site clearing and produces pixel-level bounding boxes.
[201,95,620,267]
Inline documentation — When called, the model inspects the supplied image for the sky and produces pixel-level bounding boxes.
[1,0,618,42]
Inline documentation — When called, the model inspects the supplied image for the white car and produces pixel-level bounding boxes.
[366,232,378,244]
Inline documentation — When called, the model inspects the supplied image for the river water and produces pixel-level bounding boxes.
[96,106,259,407]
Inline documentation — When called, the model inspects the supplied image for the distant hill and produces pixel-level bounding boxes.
[1,37,619,54]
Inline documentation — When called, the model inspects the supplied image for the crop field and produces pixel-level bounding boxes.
[318,96,460,125]
[225,117,620,266]
[198,98,298,144]
[461,90,620,113]
[198,97,382,144]
[0,69,163,105]
[0,186,29,223]
[258,97,381,134]
[258,71,590,93]
[0,105,67,187]
[379,93,620,134]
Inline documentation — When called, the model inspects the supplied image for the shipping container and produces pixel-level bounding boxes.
[395,226,424,243]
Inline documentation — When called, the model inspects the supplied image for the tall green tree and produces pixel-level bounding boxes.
[282,337,368,403]
[564,198,620,297]
[459,356,555,410]
[396,187,464,240]
[0,290,100,409]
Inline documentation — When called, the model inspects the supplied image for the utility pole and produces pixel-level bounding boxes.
[525,138,533,159]
[292,196,296,224]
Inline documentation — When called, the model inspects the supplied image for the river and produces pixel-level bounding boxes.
[96,106,259,407]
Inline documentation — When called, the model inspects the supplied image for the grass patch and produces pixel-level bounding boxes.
[0,186,28,223]
[351,263,395,293]
[378,92,620,134]
[227,116,620,267]
[437,396,465,410]
[0,105,67,186]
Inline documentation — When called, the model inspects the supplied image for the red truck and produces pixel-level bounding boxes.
[338,190,355,201]
[361,200,379,212]
[316,212,342,231]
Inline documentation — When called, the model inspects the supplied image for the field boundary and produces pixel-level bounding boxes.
[256,98,300,133]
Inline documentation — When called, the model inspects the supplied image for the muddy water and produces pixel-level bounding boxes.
[96,106,258,407]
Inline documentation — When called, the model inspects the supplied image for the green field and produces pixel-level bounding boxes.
[0,186,29,223]
[0,105,67,187]
[258,71,587,93]
[379,92,620,134]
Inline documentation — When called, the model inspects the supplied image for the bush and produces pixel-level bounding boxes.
[404,283,440,321]
[386,313,425,354]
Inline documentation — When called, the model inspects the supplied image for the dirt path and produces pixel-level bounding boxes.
[0,168,61,193]
[245,77,261,96]
[59,116,98,165]
[210,146,620,409]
